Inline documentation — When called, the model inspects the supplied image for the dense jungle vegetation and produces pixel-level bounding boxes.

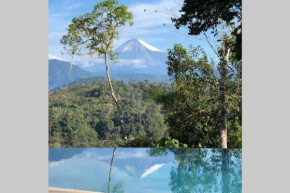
[49,80,171,147]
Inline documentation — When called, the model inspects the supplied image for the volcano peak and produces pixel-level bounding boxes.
[116,38,163,52]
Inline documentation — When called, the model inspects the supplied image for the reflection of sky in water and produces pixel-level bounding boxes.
[49,148,242,193]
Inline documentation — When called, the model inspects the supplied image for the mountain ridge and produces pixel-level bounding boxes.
[49,59,170,91]
[49,59,95,90]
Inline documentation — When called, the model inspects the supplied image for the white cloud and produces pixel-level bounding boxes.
[114,0,183,47]
[75,58,104,68]
[117,59,148,68]
[48,53,67,61]
[49,159,67,168]
[140,163,164,178]
[80,58,149,68]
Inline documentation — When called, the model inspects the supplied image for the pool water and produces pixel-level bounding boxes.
[49,148,242,193]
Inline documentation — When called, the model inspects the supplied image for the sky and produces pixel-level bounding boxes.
[49,0,219,64]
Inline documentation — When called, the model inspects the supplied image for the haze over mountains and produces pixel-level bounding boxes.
[49,38,170,90]
[49,59,95,90]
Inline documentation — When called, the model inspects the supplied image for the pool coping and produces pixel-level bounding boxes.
[49,187,104,193]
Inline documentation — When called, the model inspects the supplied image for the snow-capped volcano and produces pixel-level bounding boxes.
[114,38,167,70]
[79,38,168,75]
[117,38,163,52]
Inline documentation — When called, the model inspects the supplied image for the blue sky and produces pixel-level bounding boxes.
[49,0,219,63]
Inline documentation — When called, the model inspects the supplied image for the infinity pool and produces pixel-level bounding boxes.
[49,148,242,193]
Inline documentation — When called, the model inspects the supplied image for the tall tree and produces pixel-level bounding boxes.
[108,148,117,193]
[60,0,133,141]
[150,44,221,147]
[172,0,242,148]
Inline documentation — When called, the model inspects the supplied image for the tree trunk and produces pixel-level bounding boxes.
[108,148,117,193]
[104,53,127,141]
[220,45,231,148]
[221,149,231,192]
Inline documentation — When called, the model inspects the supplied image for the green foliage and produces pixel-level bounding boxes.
[172,0,242,61]
[123,135,155,147]
[60,0,133,61]
[112,183,124,193]
[232,32,242,61]
[163,137,187,148]
[60,0,134,140]
[150,44,241,148]
[172,0,242,36]
[49,80,171,147]
[149,137,187,148]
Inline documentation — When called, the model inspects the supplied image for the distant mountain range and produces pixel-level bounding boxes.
[49,69,171,92]
[49,38,171,90]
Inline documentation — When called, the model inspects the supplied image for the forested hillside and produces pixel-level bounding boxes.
[49,59,94,90]
[49,80,171,147]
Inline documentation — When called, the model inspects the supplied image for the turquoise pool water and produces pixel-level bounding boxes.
[49,148,242,193]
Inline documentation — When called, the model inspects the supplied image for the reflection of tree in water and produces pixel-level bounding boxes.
[106,148,241,193]
[112,183,124,193]
[147,148,169,157]
[220,149,242,193]
[169,149,242,193]
[107,148,124,193]
[148,148,241,193]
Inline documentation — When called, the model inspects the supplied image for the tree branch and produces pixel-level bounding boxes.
[227,64,238,75]
[76,50,102,57]
[203,32,222,60]
[72,38,93,48]
[233,24,242,35]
